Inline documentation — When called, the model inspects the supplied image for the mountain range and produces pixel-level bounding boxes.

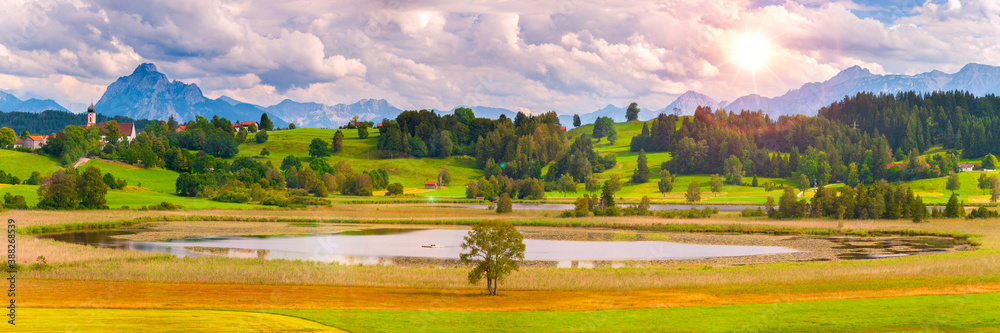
[0,90,68,114]
[4,62,1000,128]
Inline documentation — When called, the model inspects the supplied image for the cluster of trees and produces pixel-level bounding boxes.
[280,155,389,197]
[591,116,618,143]
[465,175,545,200]
[544,135,616,182]
[765,182,932,222]
[36,166,108,209]
[0,169,41,185]
[1,192,27,210]
[378,108,570,180]
[819,91,1000,159]
[626,102,971,188]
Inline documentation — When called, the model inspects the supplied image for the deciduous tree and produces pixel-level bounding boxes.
[459,220,525,295]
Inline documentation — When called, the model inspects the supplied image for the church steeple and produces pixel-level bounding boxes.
[87,102,96,126]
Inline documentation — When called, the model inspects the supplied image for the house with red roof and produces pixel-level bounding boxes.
[14,135,48,149]
[81,104,137,142]
[232,121,259,132]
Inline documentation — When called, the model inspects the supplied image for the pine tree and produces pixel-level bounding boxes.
[259,113,274,131]
[573,114,581,128]
[631,149,650,183]
[657,169,674,197]
[332,130,344,153]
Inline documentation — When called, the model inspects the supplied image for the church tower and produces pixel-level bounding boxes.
[87,103,96,126]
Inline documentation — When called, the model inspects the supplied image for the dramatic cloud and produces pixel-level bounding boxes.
[0,0,993,113]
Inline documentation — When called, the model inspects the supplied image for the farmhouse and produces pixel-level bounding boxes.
[14,135,48,149]
[81,104,137,143]
[424,181,438,189]
[233,121,258,132]
[958,163,975,172]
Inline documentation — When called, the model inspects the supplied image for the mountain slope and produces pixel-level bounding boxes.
[721,63,1000,115]
[95,63,288,126]
[0,90,68,113]
[653,91,720,118]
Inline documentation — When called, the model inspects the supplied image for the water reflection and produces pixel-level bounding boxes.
[39,229,801,264]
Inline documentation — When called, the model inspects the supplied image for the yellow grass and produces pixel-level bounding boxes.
[19,308,344,332]
[20,279,1000,312]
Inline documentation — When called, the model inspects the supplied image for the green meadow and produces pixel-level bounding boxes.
[266,292,1000,332]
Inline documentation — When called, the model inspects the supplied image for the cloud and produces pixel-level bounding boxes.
[0,0,998,115]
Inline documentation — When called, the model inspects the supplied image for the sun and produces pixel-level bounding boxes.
[734,34,770,70]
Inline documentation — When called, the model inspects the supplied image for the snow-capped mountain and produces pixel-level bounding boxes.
[0,90,68,113]
[652,91,720,118]
[720,63,1000,115]
[95,63,289,126]
[264,98,402,128]
[8,62,1000,128]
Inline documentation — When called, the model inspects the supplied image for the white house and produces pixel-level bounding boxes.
[958,163,975,172]
[81,104,137,143]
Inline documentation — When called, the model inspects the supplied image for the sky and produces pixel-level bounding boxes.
[0,0,995,114]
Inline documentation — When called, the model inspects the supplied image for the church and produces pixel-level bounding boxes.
[81,104,137,143]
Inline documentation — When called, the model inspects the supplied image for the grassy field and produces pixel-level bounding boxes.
[265,292,1000,332]
[0,149,63,178]
[20,292,1000,332]
[12,206,1000,331]
[237,128,482,194]
[21,308,345,332]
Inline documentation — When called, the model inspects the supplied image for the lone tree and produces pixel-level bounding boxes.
[438,167,452,186]
[979,173,991,195]
[946,171,961,194]
[573,114,581,128]
[557,173,578,197]
[657,169,674,197]
[460,220,526,296]
[496,193,513,213]
[983,154,999,170]
[255,130,269,143]
[798,173,810,192]
[709,174,723,195]
[357,126,369,139]
[259,113,274,131]
[631,149,650,183]
[600,174,622,208]
[685,181,701,202]
[625,102,640,121]
[309,138,330,157]
[332,130,344,153]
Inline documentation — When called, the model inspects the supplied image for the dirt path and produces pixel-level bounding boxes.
[72,157,90,168]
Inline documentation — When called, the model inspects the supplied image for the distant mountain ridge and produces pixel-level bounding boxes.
[0,90,67,113]
[6,62,1000,128]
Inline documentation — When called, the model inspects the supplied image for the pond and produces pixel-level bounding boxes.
[39,228,801,266]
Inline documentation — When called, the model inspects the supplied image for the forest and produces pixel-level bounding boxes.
[0,110,155,136]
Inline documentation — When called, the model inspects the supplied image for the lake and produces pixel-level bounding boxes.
[39,228,800,265]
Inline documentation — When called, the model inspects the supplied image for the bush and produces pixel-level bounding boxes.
[386,182,404,196]
[657,207,718,219]
[968,206,1000,219]
[741,207,767,217]
[496,193,512,213]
